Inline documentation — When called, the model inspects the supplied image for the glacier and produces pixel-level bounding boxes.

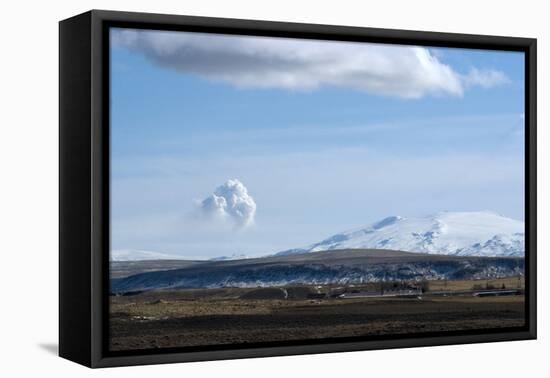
[277,211,524,257]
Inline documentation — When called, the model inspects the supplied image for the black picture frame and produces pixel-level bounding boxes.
[59,9,537,368]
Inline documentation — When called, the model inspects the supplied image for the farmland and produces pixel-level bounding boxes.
[109,277,525,351]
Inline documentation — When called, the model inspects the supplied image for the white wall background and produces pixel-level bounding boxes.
[0,0,546,376]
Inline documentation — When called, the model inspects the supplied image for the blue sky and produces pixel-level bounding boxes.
[110,28,525,259]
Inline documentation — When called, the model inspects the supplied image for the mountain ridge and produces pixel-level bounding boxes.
[111,248,524,292]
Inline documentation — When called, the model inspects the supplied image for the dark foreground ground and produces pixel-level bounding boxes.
[109,278,525,352]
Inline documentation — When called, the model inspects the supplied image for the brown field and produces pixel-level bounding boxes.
[427,276,524,291]
[109,277,525,352]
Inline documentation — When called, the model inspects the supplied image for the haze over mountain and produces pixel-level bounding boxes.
[276,211,524,258]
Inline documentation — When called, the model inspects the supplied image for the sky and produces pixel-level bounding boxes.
[109,28,525,259]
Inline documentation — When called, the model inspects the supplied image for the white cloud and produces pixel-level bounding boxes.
[462,68,510,88]
[200,179,256,228]
[112,29,508,99]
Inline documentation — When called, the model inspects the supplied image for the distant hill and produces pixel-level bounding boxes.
[277,211,524,257]
[210,253,249,261]
[111,249,524,293]
[110,259,206,279]
[110,249,181,261]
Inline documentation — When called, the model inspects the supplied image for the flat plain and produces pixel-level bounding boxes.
[109,277,525,351]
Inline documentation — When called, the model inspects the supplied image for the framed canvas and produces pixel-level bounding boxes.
[59,10,537,368]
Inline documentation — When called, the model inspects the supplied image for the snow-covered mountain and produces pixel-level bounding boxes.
[110,249,180,261]
[277,211,524,257]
